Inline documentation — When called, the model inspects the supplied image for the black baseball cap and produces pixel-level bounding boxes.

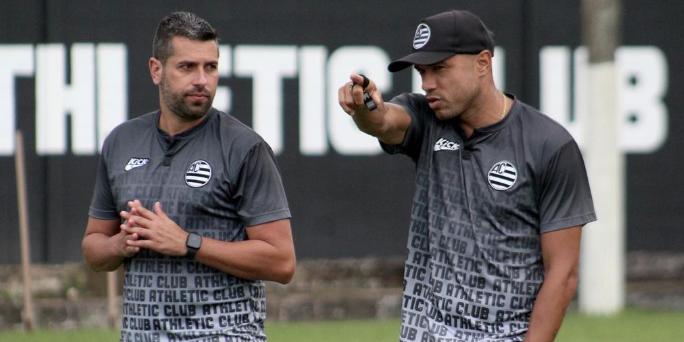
[388,10,495,72]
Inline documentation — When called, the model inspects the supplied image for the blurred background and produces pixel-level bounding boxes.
[0,0,682,339]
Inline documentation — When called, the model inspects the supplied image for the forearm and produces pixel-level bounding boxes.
[195,237,295,284]
[352,103,408,144]
[352,106,391,136]
[121,202,295,283]
[524,272,578,342]
[82,233,125,272]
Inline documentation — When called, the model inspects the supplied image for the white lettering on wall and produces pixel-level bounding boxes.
[541,46,668,153]
[34,43,127,155]
[617,47,668,153]
[299,46,327,155]
[97,44,128,151]
[0,44,670,156]
[493,47,506,92]
[327,46,390,155]
[0,45,33,155]
[36,44,95,154]
[234,45,297,154]
[541,46,576,136]
[214,45,232,114]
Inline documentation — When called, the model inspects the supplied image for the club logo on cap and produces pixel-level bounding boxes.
[413,23,431,49]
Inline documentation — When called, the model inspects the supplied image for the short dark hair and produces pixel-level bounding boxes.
[152,12,218,63]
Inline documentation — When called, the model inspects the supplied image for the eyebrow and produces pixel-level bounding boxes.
[175,59,218,65]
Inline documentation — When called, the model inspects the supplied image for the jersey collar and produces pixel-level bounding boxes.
[456,93,518,146]
[156,108,217,154]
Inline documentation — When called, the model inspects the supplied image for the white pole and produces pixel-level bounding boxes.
[579,0,625,314]
[15,130,35,330]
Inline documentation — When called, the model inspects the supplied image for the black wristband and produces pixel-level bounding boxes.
[185,233,202,259]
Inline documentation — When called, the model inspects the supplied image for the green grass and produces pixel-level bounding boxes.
[0,329,117,342]
[0,309,682,341]
[556,309,684,342]
[267,319,400,341]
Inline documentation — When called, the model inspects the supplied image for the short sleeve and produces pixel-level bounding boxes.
[88,137,118,220]
[233,141,291,226]
[380,93,429,161]
[539,140,597,232]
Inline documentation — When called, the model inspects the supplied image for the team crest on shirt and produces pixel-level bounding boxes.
[185,160,212,188]
[488,161,518,191]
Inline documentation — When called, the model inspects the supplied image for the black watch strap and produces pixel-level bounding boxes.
[185,233,202,259]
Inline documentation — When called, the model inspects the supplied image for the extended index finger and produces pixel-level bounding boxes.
[338,82,356,114]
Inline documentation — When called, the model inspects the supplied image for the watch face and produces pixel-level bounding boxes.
[187,233,202,249]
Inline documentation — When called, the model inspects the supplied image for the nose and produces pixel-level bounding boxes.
[193,69,208,87]
[421,71,436,92]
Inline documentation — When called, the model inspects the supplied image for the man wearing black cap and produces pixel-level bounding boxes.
[339,10,595,342]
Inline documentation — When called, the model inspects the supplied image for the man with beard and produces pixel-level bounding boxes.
[339,9,595,342]
[81,12,295,341]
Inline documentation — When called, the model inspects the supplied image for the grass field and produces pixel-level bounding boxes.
[1,309,682,341]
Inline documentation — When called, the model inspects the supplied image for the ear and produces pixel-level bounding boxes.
[475,50,493,76]
[149,57,162,85]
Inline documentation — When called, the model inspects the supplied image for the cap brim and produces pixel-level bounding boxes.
[387,51,456,72]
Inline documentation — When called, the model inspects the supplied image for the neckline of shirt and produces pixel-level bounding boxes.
[156,109,216,141]
[155,108,217,155]
[456,94,518,146]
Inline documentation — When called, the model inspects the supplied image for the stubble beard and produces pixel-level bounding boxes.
[160,76,213,122]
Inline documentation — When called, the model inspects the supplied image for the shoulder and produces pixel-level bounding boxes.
[389,92,437,129]
[390,93,430,114]
[106,111,156,138]
[101,111,157,151]
[210,110,277,170]
[514,100,576,152]
[213,109,266,150]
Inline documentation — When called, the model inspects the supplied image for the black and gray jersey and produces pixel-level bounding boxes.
[384,93,596,342]
[89,108,290,341]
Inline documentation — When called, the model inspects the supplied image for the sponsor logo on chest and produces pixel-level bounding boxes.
[124,157,149,171]
[434,138,460,152]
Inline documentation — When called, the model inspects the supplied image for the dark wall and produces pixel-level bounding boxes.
[1,0,682,263]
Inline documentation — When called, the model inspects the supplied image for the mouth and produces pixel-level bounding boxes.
[426,96,440,109]
[186,93,210,102]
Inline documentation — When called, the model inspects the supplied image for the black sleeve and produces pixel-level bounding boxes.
[380,93,430,162]
[233,141,291,227]
[539,140,597,232]
[88,136,118,220]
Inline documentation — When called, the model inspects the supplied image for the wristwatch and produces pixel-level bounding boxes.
[185,233,202,259]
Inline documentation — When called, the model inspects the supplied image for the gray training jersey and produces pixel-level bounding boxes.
[383,94,596,342]
[89,108,291,342]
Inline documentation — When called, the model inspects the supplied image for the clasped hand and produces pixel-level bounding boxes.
[119,200,188,257]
